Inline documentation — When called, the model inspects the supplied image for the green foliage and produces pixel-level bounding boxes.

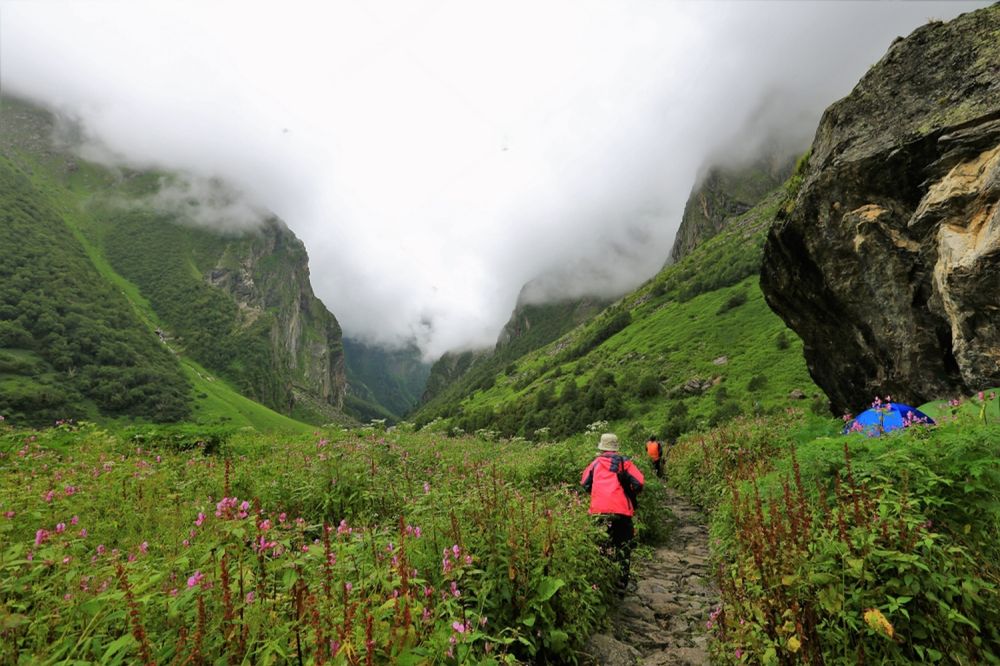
[716,291,748,315]
[564,310,632,361]
[0,158,190,425]
[100,211,291,410]
[666,404,1000,665]
[781,149,812,216]
[0,423,637,663]
[747,373,768,392]
[635,372,661,399]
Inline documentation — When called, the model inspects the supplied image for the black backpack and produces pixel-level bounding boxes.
[609,454,641,510]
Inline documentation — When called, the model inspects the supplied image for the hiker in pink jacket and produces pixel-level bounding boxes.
[581,433,644,593]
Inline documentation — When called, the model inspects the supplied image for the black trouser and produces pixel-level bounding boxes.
[652,457,663,477]
[602,514,635,589]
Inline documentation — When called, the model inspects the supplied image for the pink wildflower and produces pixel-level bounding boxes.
[245,591,255,604]
[187,571,204,588]
[139,541,149,554]
[43,490,54,503]
[80,528,88,538]
[55,522,66,533]
[452,621,466,633]
[195,512,205,527]
[96,544,106,555]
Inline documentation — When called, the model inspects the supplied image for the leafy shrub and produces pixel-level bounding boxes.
[716,291,748,315]
[746,374,768,392]
[636,372,661,399]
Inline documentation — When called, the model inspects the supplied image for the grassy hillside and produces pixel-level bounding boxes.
[0,96,319,432]
[0,157,190,425]
[413,183,823,442]
[419,296,610,413]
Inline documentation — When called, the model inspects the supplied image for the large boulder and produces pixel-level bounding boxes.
[761,6,1000,414]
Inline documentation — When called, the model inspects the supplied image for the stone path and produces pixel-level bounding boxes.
[582,487,718,665]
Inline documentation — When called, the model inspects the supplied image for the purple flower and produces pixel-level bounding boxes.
[187,571,204,588]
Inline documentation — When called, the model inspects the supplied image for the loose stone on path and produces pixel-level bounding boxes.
[582,487,717,666]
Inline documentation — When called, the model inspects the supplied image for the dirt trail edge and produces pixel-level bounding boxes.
[582,487,718,666]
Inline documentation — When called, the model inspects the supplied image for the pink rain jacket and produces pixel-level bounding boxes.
[580,452,645,516]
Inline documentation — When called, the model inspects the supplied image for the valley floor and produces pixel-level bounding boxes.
[585,487,717,665]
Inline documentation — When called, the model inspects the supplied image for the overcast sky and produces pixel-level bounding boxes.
[1,1,987,358]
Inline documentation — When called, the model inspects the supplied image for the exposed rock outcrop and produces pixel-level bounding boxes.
[761,6,1000,414]
[670,152,797,264]
[208,219,347,414]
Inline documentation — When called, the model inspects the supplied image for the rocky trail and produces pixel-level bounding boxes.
[583,487,718,665]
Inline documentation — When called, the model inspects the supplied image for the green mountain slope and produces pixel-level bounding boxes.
[413,174,822,441]
[0,157,190,425]
[343,337,430,421]
[0,95,334,431]
[418,294,610,414]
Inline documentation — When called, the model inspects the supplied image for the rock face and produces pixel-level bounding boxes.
[207,219,347,415]
[761,6,1000,414]
[670,153,797,264]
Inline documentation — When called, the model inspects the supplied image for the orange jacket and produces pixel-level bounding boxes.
[580,452,645,516]
[646,440,662,461]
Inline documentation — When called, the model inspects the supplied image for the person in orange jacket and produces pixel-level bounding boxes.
[580,433,644,593]
[646,435,663,478]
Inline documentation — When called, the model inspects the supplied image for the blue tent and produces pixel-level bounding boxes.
[843,402,935,436]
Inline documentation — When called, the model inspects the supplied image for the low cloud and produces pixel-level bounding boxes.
[1,0,987,359]
[136,174,271,233]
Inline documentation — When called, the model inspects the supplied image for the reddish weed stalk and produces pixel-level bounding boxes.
[115,562,156,666]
